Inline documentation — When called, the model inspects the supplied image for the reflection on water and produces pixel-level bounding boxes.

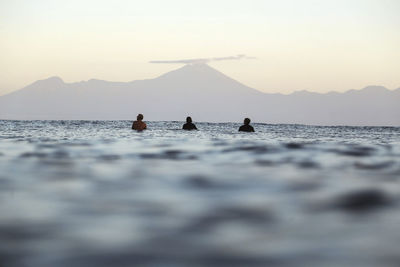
[1,120,400,267]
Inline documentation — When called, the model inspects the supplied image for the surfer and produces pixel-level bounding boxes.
[239,118,255,132]
[182,116,198,130]
[132,114,147,131]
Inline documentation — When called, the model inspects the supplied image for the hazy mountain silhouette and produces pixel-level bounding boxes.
[0,63,399,126]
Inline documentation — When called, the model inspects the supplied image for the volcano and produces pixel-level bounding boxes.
[0,64,399,126]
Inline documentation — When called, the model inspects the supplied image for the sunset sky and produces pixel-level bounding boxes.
[1,0,399,96]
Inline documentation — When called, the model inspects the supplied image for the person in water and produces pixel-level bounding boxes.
[182,116,198,130]
[239,118,255,132]
[132,113,147,130]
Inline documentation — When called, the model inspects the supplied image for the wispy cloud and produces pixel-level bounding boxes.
[150,54,256,64]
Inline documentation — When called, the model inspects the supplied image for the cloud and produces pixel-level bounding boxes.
[149,55,256,64]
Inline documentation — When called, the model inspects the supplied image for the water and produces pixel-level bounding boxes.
[1,120,400,267]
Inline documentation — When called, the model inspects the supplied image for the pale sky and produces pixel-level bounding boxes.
[1,0,399,96]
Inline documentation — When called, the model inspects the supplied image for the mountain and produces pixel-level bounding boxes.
[0,64,399,126]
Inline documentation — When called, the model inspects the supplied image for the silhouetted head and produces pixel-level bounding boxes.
[137,114,144,121]
[244,118,251,125]
[186,116,192,123]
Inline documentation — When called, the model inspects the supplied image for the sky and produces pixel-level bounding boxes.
[1,0,399,96]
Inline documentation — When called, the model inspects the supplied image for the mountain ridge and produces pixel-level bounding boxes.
[0,64,399,126]
[11,74,396,97]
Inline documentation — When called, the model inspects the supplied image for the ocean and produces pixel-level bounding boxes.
[1,120,400,267]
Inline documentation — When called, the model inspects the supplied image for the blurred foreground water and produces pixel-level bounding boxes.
[1,120,400,267]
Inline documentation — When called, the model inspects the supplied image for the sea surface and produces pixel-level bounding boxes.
[1,120,400,267]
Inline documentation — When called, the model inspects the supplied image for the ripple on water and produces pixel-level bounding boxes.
[52,150,70,159]
[297,161,319,169]
[332,145,376,157]
[354,161,394,170]
[183,175,237,190]
[184,205,275,233]
[287,180,321,192]
[222,145,270,154]
[0,223,58,242]
[36,143,58,149]
[97,154,121,161]
[285,142,304,149]
[254,159,275,167]
[184,175,216,189]
[20,152,48,158]
[139,150,198,160]
[329,189,393,213]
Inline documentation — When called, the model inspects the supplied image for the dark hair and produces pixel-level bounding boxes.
[186,116,192,123]
[137,114,144,121]
[244,118,251,125]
